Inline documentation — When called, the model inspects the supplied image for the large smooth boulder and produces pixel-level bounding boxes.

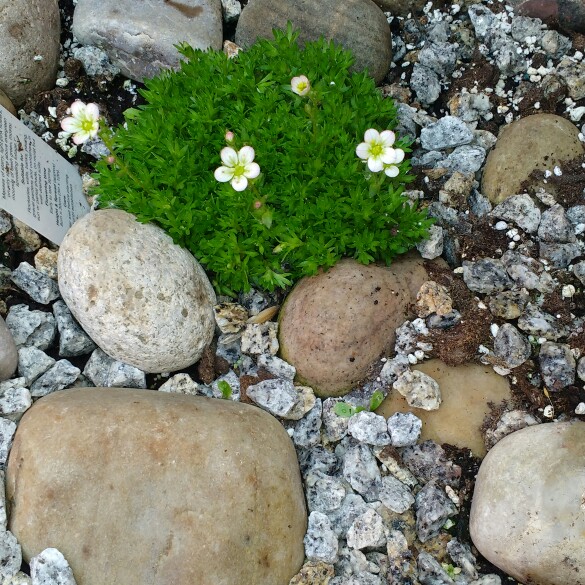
[470,421,585,585]
[235,0,392,85]
[72,0,223,81]
[58,209,216,373]
[0,0,60,106]
[482,114,584,205]
[0,317,17,381]
[7,388,307,585]
[278,254,434,397]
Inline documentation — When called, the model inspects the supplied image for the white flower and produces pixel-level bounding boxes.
[383,147,405,177]
[356,129,404,173]
[214,146,260,192]
[291,75,310,96]
[60,100,100,144]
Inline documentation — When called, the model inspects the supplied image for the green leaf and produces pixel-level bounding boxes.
[217,380,232,400]
[368,390,384,411]
[334,402,356,418]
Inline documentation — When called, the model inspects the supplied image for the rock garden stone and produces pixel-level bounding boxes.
[0,418,16,466]
[386,412,422,447]
[305,471,346,513]
[462,258,513,294]
[470,421,585,585]
[29,548,76,585]
[538,204,575,242]
[493,323,531,368]
[10,263,60,305]
[246,378,300,417]
[376,474,415,513]
[58,209,216,373]
[52,301,96,357]
[0,89,16,116]
[304,511,339,564]
[7,388,306,585]
[293,399,323,448]
[490,193,541,233]
[72,0,223,81]
[410,63,441,105]
[420,116,474,151]
[289,561,334,585]
[415,481,458,543]
[0,530,22,581]
[0,381,32,419]
[393,369,441,411]
[0,318,17,382]
[539,241,584,268]
[482,114,584,204]
[347,412,391,446]
[416,225,443,260]
[83,348,146,389]
[539,342,575,390]
[447,538,478,580]
[157,373,202,395]
[29,360,80,398]
[417,551,454,585]
[346,508,386,550]
[342,443,381,496]
[241,322,279,355]
[278,254,434,397]
[400,440,461,486]
[0,0,60,106]
[236,0,391,84]
[5,305,56,351]
[17,348,55,386]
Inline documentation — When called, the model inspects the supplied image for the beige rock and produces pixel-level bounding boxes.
[0,317,17,381]
[278,253,435,397]
[58,210,216,373]
[0,88,16,116]
[470,421,585,585]
[289,560,334,585]
[482,114,584,204]
[235,0,392,85]
[376,359,511,457]
[371,0,427,15]
[0,0,60,106]
[33,247,58,280]
[12,220,41,252]
[7,388,307,585]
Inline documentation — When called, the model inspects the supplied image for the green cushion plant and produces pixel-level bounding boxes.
[92,24,433,296]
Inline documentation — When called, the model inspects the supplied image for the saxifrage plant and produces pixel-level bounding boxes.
[87,25,433,296]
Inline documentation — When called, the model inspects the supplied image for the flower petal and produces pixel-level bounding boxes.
[384,165,399,177]
[70,100,86,117]
[231,175,248,191]
[60,117,82,133]
[244,162,260,179]
[368,157,384,173]
[379,130,396,146]
[393,148,405,164]
[380,148,397,164]
[220,147,238,167]
[214,166,234,182]
[356,143,370,160]
[238,146,255,165]
[363,128,379,144]
[72,131,90,145]
[85,103,100,120]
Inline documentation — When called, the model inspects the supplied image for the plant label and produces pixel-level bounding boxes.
[0,105,90,245]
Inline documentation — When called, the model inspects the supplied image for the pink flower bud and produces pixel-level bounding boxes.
[106,155,115,164]
[225,131,235,143]
[253,200,263,209]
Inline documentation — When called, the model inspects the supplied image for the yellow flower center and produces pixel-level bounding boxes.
[81,118,95,133]
[297,81,307,92]
[370,141,383,158]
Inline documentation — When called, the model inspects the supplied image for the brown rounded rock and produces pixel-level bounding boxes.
[470,421,585,585]
[235,0,392,85]
[278,254,434,397]
[58,209,216,373]
[0,88,16,116]
[371,0,427,16]
[482,114,584,205]
[0,0,60,106]
[7,387,307,585]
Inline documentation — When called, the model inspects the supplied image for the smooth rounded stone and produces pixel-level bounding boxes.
[278,254,435,397]
[72,0,222,81]
[470,421,585,585]
[0,88,16,116]
[371,0,426,15]
[10,262,60,305]
[0,317,17,382]
[58,210,216,373]
[377,360,512,457]
[482,114,584,205]
[235,0,391,85]
[30,548,76,585]
[7,388,306,585]
[0,0,60,106]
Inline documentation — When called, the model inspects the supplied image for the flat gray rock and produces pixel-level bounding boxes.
[0,530,22,581]
[72,0,223,81]
[10,263,59,305]
[52,301,96,357]
[235,0,391,85]
[29,548,77,585]
[30,360,81,398]
[83,348,146,389]
[17,347,55,386]
[5,305,56,351]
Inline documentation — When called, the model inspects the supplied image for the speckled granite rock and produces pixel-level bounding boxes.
[7,388,306,585]
[0,318,17,382]
[57,210,216,373]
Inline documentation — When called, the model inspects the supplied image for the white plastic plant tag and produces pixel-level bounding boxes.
[0,105,90,245]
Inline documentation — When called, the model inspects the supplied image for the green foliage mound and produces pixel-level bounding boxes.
[94,26,433,295]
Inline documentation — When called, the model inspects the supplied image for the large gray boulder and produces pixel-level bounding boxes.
[470,421,585,585]
[58,209,216,373]
[72,0,223,81]
[235,0,392,85]
[7,388,307,585]
[0,0,60,106]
